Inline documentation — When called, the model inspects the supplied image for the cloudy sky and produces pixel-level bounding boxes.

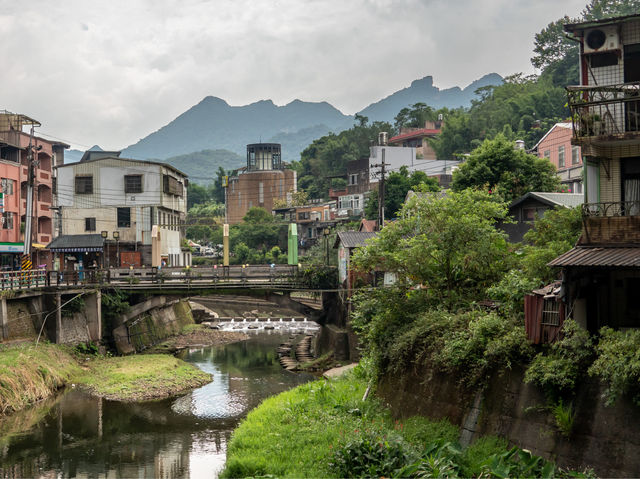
[1,0,587,151]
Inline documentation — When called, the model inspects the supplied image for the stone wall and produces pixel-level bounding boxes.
[4,299,38,340]
[378,366,640,477]
[113,299,194,354]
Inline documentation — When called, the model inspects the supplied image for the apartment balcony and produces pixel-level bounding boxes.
[568,82,640,145]
[579,201,640,245]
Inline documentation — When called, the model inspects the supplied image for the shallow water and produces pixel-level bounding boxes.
[0,331,314,478]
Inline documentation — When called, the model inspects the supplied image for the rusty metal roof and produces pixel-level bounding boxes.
[549,247,640,268]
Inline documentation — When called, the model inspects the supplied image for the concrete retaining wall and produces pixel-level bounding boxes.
[378,366,640,477]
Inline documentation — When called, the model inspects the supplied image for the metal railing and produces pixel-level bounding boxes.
[582,201,640,217]
[0,265,326,292]
[567,82,640,140]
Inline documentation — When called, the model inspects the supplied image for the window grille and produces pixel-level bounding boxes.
[75,176,93,194]
[542,299,561,326]
[85,217,96,231]
[124,175,143,194]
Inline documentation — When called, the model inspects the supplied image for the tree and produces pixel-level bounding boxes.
[451,135,559,202]
[354,189,511,311]
[364,167,440,221]
[186,225,216,244]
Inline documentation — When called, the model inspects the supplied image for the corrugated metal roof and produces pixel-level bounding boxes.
[389,128,440,143]
[334,231,377,249]
[549,247,640,268]
[47,234,105,252]
[509,192,583,210]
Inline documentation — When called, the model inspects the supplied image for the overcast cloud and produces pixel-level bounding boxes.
[0,0,587,151]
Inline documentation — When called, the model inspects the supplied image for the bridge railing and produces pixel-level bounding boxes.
[0,265,320,291]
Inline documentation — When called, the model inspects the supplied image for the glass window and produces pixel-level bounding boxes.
[558,146,565,168]
[124,175,143,194]
[75,176,93,194]
[572,146,581,165]
[1,178,13,195]
[117,207,131,228]
[2,211,13,230]
[542,299,560,326]
[85,217,96,231]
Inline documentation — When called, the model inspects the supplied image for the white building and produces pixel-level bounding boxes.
[54,152,189,268]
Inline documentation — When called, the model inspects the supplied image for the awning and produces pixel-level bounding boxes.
[549,247,640,268]
[46,234,104,253]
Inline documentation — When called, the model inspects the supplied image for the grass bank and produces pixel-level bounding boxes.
[0,343,81,415]
[73,354,211,401]
[222,371,592,478]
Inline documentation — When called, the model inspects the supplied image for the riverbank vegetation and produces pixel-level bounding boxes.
[73,353,211,401]
[222,372,591,478]
[0,343,81,415]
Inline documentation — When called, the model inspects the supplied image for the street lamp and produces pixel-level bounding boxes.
[101,231,108,268]
[113,231,120,267]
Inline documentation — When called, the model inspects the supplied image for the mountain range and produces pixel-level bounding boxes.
[65,73,503,181]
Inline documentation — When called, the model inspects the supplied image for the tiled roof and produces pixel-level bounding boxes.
[549,247,640,268]
[334,231,377,249]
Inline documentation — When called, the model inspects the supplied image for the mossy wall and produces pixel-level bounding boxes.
[378,365,640,477]
[118,300,194,354]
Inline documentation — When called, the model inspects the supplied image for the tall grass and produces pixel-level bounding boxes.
[0,343,81,415]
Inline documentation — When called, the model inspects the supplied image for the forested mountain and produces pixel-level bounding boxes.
[121,96,353,162]
[115,74,502,164]
[161,149,244,185]
[358,73,503,123]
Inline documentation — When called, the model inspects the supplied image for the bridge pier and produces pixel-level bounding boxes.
[84,291,102,342]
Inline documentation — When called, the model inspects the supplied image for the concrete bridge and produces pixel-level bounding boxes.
[0,265,339,350]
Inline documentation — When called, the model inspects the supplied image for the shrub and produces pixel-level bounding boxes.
[589,327,640,405]
[329,431,414,478]
[524,320,593,396]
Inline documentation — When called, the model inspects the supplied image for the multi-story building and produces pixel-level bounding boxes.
[0,111,68,269]
[226,143,296,224]
[273,202,334,249]
[532,123,583,193]
[388,120,442,160]
[544,14,640,335]
[52,151,189,270]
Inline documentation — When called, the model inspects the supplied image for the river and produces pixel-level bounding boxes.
[0,331,315,478]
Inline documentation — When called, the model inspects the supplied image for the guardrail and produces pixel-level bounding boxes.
[0,265,311,292]
[582,201,640,217]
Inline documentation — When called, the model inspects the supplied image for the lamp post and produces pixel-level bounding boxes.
[113,231,120,268]
[101,231,108,269]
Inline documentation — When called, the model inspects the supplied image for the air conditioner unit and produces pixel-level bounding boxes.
[583,26,620,54]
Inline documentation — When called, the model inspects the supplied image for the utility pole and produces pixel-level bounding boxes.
[23,126,36,259]
[372,147,386,229]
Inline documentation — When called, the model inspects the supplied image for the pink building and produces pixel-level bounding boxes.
[533,123,583,194]
[0,111,68,269]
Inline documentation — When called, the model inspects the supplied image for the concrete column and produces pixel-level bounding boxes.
[0,297,8,340]
[55,292,62,344]
[84,291,102,342]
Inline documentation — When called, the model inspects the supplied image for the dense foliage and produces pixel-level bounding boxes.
[451,134,560,202]
[294,119,393,199]
[364,167,440,221]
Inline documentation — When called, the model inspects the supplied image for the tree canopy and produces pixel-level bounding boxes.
[451,135,559,202]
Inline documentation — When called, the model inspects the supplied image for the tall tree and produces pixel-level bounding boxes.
[451,135,560,202]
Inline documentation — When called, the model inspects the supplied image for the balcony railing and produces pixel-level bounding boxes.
[567,82,640,140]
[580,201,640,245]
[582,201,640,217]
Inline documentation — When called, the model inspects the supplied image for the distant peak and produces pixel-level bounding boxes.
[410,76,434,89]
[199,96,229,107]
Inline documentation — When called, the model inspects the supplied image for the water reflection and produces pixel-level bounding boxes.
[0,332,314,478]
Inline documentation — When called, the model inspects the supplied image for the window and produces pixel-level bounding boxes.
[117,207,131,228]
[542,299,560,326]
[349,174,358,186]
[572,146,580,165]
[2,212,13,230]
[523,208,537,222]
[85,217,96,231]
[124,175,143,194]
[163,175,183,196]
[75,175,93,194]
[558,146,565,168]
[1,178,13,195]
[543,150,550,159]
[298,211,310,220]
